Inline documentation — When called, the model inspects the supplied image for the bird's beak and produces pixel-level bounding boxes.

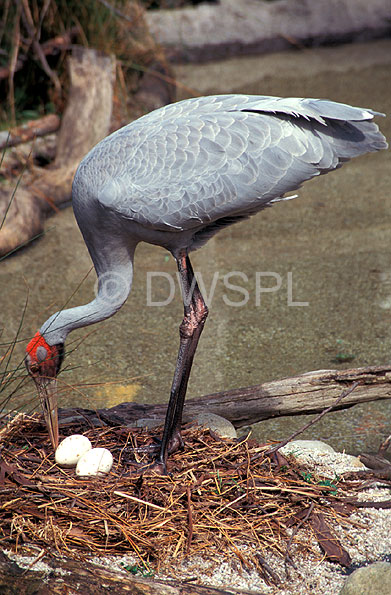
[35,377,59,450]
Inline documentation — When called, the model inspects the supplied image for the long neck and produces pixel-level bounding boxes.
[40,255,135,346]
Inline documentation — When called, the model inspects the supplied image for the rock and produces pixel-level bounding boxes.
[194,413,237,439]
[339,562,391,595]
[282,440,336,454]
[135,418,163,429]
[146,0,391,63]
[280,441,366,478]
[343,454,366,469]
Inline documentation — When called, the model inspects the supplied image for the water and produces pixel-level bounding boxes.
[1,40,390,455]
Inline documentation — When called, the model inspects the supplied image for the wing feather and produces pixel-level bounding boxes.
[74,95,387,232]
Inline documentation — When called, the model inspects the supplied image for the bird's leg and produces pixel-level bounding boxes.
[153,252,208,473]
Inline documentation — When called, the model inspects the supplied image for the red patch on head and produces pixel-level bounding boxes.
[26,331,53,363]
[26,331,64,378]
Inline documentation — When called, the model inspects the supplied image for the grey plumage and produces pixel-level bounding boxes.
[28,94,387,469]
[73,95,386,253]
[38,93,387,346]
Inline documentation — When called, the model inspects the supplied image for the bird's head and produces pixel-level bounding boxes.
[25,331,64,450]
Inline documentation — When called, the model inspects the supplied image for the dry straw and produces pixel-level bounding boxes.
[0,412,378,580]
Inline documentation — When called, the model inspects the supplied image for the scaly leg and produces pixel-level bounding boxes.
[154,251,208,473]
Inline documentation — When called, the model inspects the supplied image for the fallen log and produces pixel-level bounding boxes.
[0,550,240,595]
[0,47,115,257]
[58,365,391,428]
[0,114,60,151]
[146,0,391,63]
[0,1,176,259]
[2,366,391,593]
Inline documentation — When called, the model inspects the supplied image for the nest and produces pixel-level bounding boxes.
[0,413,363,578]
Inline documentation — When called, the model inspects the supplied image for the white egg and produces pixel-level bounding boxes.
[75,448,113,477]
[55,434,92,467]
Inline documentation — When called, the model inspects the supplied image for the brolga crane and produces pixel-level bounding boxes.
[25,95,387,474]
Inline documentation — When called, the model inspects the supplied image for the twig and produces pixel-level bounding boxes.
[21,548,46,574]
[185,485,193,555]
[96,0,137,25]
[8,0,22,125]
[113,491,166,511]
[1,420,386,576]
[0,27,79,81]
[21,0,61,95]
[0,0,10,49]
[264,381,360,456]
[284,502,314,577]
[378,435,391,456]
[255,553,281,586]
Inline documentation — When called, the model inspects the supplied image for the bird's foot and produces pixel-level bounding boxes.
[141,429,184,474]
[124,429,184,476]
[131,443,160,454]
[124,458,168,476]
[140,459,169,476]
[167,429,184,454]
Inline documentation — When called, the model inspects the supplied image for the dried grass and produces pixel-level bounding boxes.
[0,413,364,575]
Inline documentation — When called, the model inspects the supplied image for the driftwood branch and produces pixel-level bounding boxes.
[58,365,391,429]
[3,366,391,593]
[0,114,60,150]
[0,47,115,257]
[265,381,360,454]
[0,550,245,595]
[0,2,176,260]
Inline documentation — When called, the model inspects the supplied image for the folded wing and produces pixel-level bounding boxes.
[77,95,387,232]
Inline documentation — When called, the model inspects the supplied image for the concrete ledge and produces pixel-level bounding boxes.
[146,0,391,63]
